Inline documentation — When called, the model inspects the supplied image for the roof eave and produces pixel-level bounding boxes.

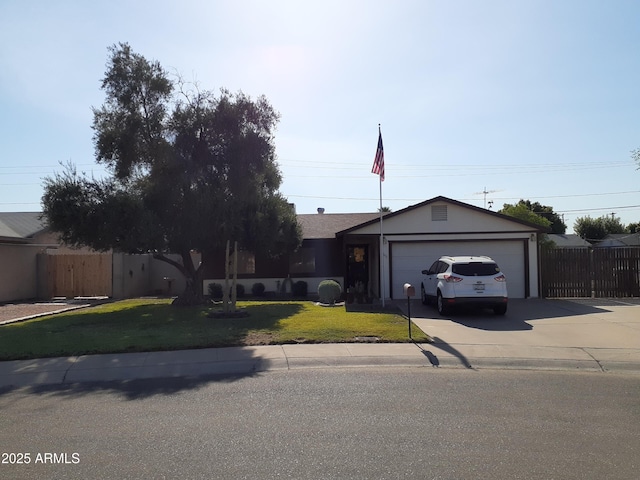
[336,196,550,235]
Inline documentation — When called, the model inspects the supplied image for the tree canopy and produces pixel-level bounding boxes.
[498,200,565,233]
[42,43,302,304]
[632,147,640,170]
[573,215,626,241]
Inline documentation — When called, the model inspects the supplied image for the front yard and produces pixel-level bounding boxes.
[0,298,428,361]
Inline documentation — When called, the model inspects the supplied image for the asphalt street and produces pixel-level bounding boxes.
[1,368,639,479]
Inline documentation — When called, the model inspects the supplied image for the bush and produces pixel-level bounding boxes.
[233,284,245,298]
[251,282,266,297]
[208,283,244,299]
[318,279,341,304]
[292,280,308,297]
[208,283,223,300]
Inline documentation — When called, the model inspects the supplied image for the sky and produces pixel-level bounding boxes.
[1,0,639,234]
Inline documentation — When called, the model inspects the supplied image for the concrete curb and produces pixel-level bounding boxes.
[1,343,639,389]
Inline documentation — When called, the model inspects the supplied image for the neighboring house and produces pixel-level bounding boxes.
[0,212,196,302]
[547,234,592,249]
[202,196,547,300]
[0,212,54,302]
[594,233,640,248]
[0,212,48,243]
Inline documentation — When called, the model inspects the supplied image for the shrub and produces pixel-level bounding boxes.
[233,283,245,298]
[251,282,266,297]
[292,280,308,297]
[208,283,223,300]
[208,283,245,299]
[318,279,341,304]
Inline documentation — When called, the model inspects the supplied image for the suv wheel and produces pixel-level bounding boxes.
[437,291,448,316]
[493,304,507,315]
[421,284,428,305]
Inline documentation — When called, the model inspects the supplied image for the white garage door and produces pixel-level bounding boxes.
[390,240,526,299]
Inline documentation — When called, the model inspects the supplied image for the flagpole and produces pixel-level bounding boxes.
[378,124,385,308]
[372,124,385,307]
[379,164,385,308]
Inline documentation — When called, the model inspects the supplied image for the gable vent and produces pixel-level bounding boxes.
[431,205,448,221]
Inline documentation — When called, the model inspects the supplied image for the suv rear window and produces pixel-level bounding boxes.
[452,262,500,276]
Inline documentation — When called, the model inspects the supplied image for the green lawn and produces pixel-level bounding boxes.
[0,299,429,361]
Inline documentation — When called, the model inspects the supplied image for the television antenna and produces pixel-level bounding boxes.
[474,187,501,209]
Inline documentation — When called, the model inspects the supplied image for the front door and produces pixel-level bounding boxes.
[346,245,369,298]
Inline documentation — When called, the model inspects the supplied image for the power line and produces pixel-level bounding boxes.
[285,190,640,202]
[281,163,633,179]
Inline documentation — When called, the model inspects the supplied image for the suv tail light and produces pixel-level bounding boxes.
[443,275,463,283]
[494,274,506,282]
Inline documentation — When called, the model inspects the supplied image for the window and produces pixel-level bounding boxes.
[237,250,256,274]
[428,260,439,274]
[452,262,500,276]
[290,247,315,274]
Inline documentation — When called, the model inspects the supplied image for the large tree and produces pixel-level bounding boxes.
[574,215,626,241]
[42,43,301,305]
[632,147,640,169]
[498,200,564,232]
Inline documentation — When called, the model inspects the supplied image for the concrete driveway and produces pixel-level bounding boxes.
[401,297,640,372]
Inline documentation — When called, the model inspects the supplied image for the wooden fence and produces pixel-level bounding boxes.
[38,253,113,298]
[541,247,640,298]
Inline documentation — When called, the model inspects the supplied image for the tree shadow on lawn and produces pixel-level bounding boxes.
[1,302,304,359]
[0,303,304,400]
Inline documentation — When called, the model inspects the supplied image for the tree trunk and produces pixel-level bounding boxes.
[231,241,238,310]
[153,250,206,306]
[223,240,230,313]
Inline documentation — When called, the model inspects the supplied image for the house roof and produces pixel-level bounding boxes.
[0,212,48,242]
[297,212,381,239]
[335,196,549,236]
[547,234,592,248]
[595,233,640,247]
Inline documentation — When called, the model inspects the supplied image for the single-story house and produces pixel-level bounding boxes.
[594,233,640,248]
[202,196,547,300]
[547,234,592,249]
[0,212,194,302]
[0,212,54,302]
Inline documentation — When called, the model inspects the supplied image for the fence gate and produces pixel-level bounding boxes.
[40,253,113,298]
[541,247,640,298]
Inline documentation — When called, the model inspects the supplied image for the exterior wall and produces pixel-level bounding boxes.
[0,244,41,302]
[112,253,151,299]
[112,252,202,299]
[36,231,96,253]
[351,201,537,235]
[201,238,345,296]
[203,276,344,298]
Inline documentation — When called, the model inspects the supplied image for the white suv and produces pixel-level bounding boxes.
[421,256,508,315]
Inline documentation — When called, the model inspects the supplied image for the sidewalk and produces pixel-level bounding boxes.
[2,340,639,389]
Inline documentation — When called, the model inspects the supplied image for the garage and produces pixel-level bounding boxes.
[390,240,527,299]
[339,196,544,302]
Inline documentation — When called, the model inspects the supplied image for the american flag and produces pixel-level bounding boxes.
[371,131,384,181]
